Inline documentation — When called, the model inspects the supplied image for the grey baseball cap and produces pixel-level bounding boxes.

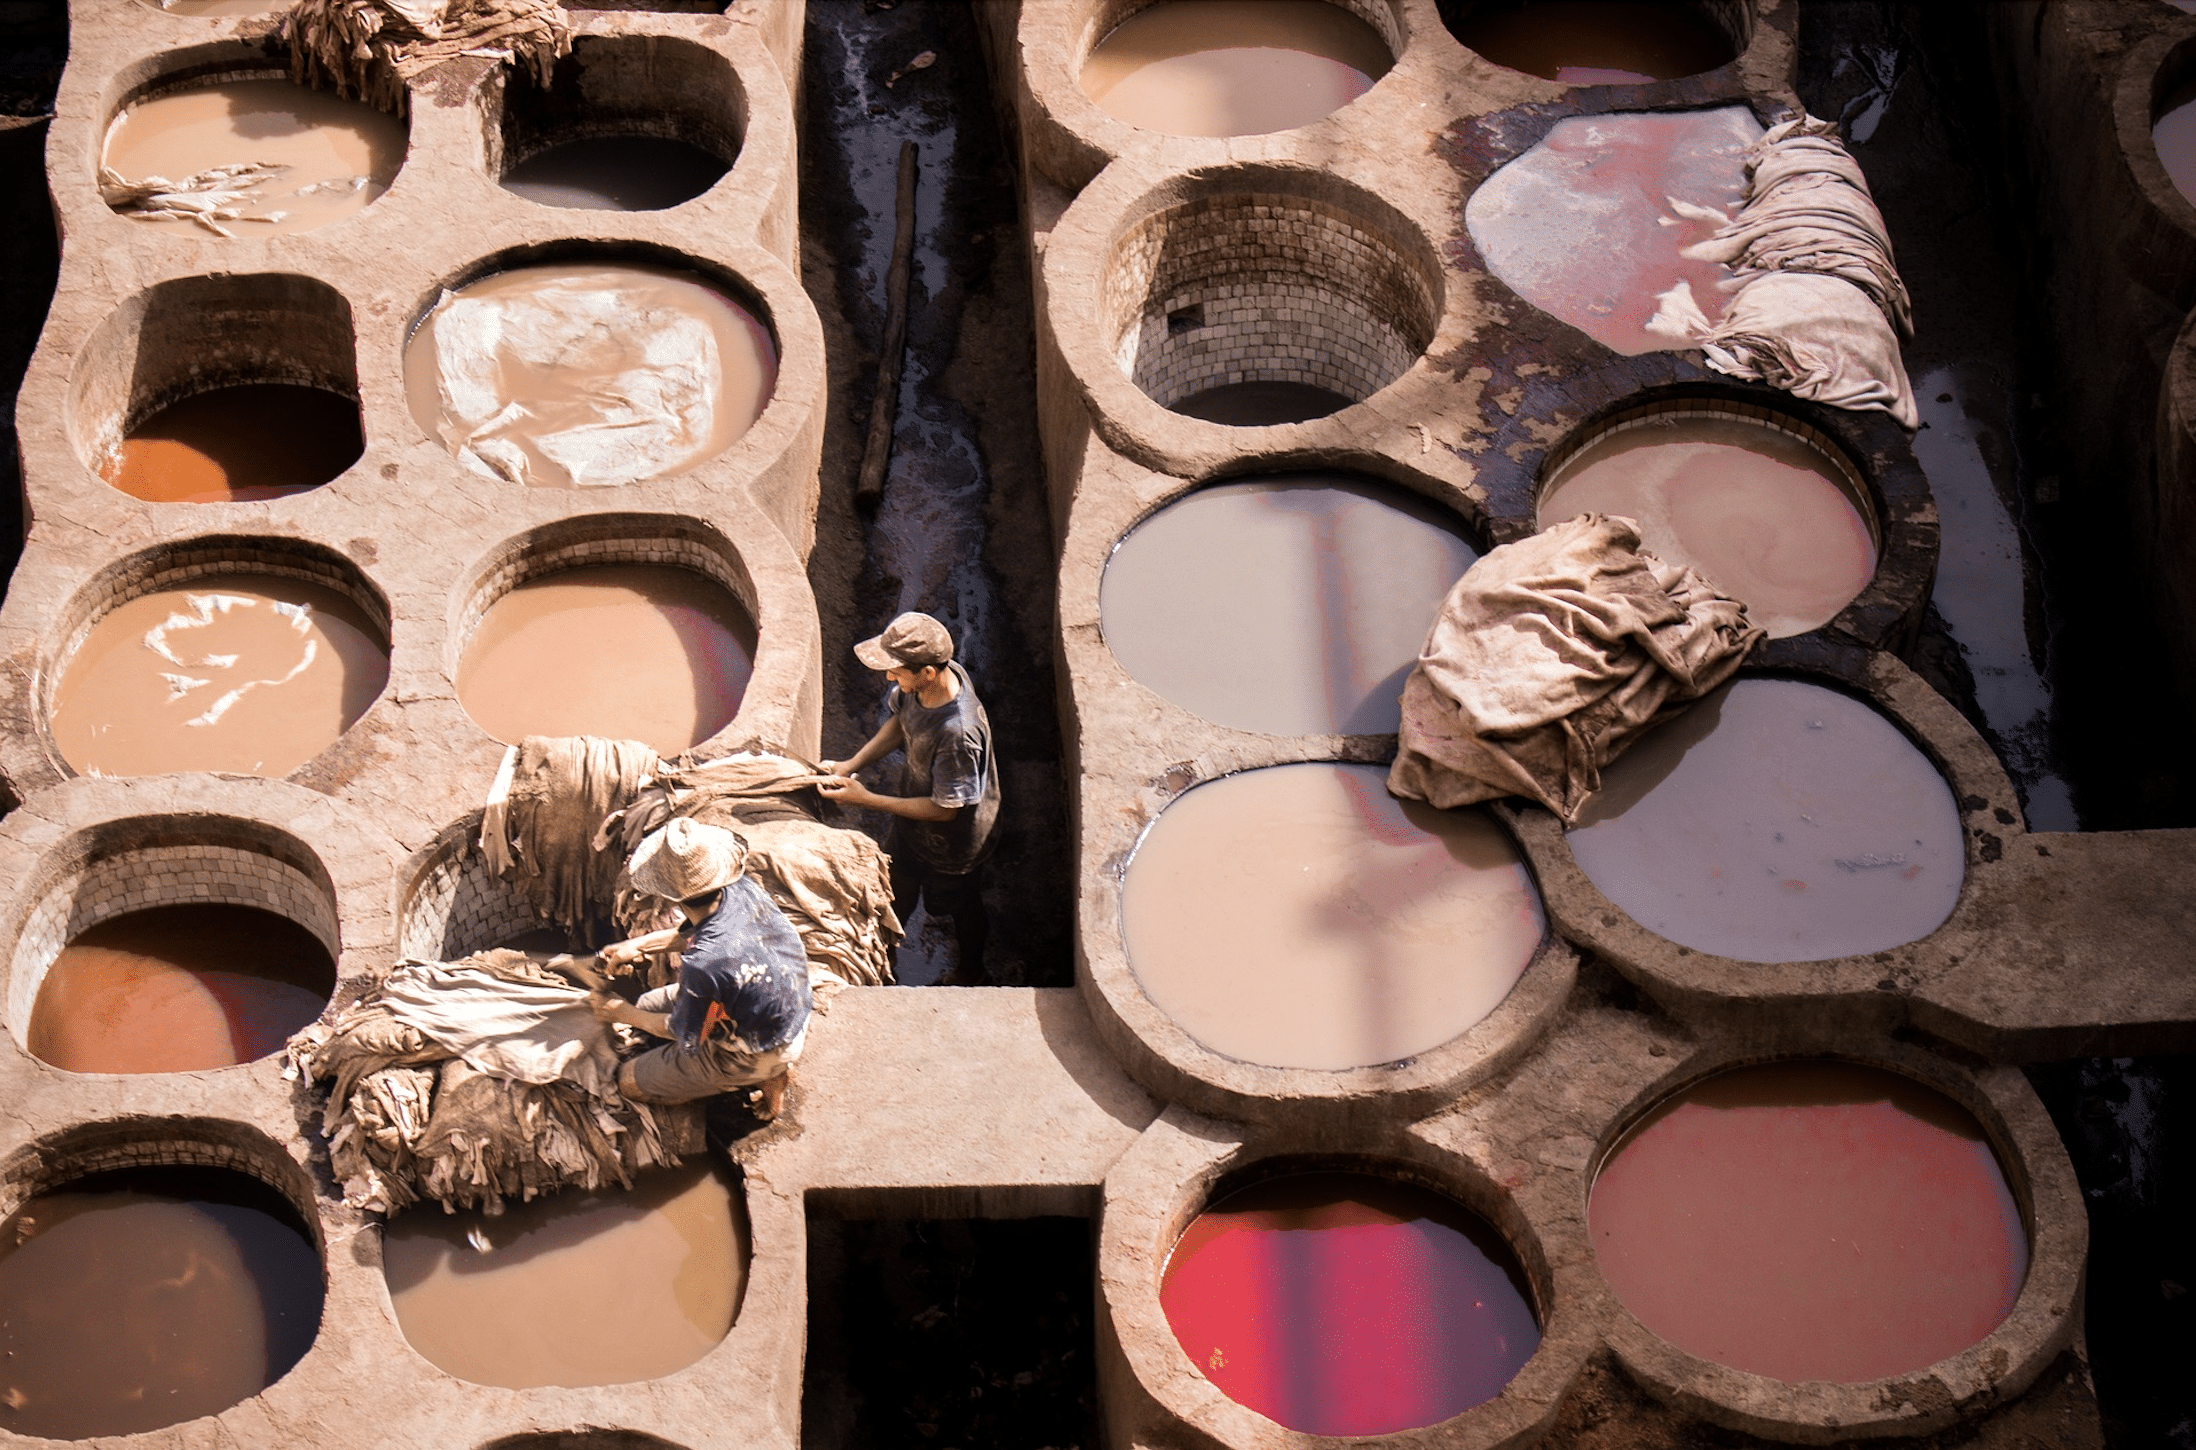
[854,611,955,670]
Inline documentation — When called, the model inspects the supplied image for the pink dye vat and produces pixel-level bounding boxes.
[1161,1172,1539,1436]
[1590,1061,2028,1384]
[1466,107,1760,355]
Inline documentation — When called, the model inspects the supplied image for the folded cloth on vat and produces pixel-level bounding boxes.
[1389,514,1763,824]
[284,0,572,116]
[1649,111,1918,428]
[289,949,700,1215]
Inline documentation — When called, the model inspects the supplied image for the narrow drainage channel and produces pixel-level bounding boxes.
[800,0,1071,990]
[0,1,65,595]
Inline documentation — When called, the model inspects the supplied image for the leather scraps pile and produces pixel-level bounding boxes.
[1390,514,1764,824]
[283,0,573,116]
[288,949,702,1215]
[482,736,904,985]
[1649,111,1920,428]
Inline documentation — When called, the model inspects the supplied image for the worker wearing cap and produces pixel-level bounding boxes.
[818,611,1000,982]
[591,818,811,1121]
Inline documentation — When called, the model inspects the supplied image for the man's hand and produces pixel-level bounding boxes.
[816,774,878,808]
[588,991,633,1026]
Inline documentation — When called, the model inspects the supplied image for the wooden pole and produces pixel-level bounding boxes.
[856,139,919,507]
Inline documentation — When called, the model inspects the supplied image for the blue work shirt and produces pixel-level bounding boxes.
[668,875,811,1054]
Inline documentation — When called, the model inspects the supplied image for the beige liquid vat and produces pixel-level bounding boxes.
[1122,762,1546,1070]
[143,0,289,14]
[1538,414,1876,637]
[48,573,389,779]
[381,1163,746,1389]
[405,263,777,489]
[456,563,757,754]
[1081,0,1392,137]
[101,78,404,235]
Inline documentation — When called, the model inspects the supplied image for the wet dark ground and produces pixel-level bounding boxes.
[0,0,65,588]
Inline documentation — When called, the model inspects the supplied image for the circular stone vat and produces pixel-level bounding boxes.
[30,904,333,1073]
[1123,763,1545,1071]
[71,274,364,502]
[406,260,777,488]
[0,1162,322,1438]
[105,383,362,502]
[138,0,288,14]
[1565,677,1963,962]
[1102,474,1477,735]
[1443,0,1743,84]
[1106,184,1439,424]
[1162,1169,1539,1435]
[497,36,741,211]
[46,547,390,779]
[1080,0,1394,137]
[402,819,573,961]
[382,1162,746,1388]
[1590,1060,2027,1383]
[455,526,759,753]
[1537,403,1877,637]
[101,74,404,235]
[2156,69,2196,210]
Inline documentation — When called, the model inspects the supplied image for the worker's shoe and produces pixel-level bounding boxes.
[750,1070,790,1124]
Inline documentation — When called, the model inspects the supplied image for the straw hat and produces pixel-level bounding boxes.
[628,818,747,902]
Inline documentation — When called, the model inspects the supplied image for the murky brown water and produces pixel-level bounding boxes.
[49,573,389,779]
[1123,763,1545,1070]
[455,563,756,753]
[1081,0,1391,137]
[1101,476,1478,735]
[101,78,404,234]
[1591,1061,2027,1382]
[29,903,335,1074]
[1565,678,1964,962]
[144,0,287,13]
[1449,0,1736,84]
[103,384,363,502]
[404,262,776,489]
[381,1162,745,1388]
[0,1167,323,1440]
[502,137,731,211]
[1537,414,1877,637]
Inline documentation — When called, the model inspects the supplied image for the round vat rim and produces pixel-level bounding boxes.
[0,807,344,1069]
[1441,0,1761,89]
[2113,21,2196,308]
[1477,366,1936,656]
[488,30,752,208]
[395,807,562,962]
[1583,1035,2083,1443]
[1042,157,1453,470]
[444,508,808,761]
[398,238,793,486]
[475,1433,696,1450]
[1097,1117,1596,1450]
[1079,755,1579,1130]
[1502,646,2026,1018]
[32,530,395,786]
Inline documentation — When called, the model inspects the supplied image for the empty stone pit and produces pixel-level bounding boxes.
[43,538,391,780]
[1100,179,1440,425]
[400,816,577,961]
[70,272,365,503]
[5,815,339,1074]
[494,35,741,213]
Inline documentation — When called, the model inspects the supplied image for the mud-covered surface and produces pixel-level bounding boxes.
[0,0,65,595]
[800,1216,1100,1450]
[799,0,1071,988]
[1793,7,2196,1448]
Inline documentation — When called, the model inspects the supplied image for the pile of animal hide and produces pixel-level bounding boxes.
[288,949,702,1215]
[482,737,903,985]
[98,162,299,236]
[1649,111,1919,428]
[1389,514,1764,823]
[283,0,572,115]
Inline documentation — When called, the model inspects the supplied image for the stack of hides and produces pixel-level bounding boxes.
[289,949,701,1215]
[1649,111,1919,428]
[1390,515,1763,824]
[283,0,572,116]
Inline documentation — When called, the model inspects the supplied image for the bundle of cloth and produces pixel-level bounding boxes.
[1648,111,1919,428]
[1390,514,1764,823]
[288,949,703,1215]
[282,0,573,116]
[481,737,903,986]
